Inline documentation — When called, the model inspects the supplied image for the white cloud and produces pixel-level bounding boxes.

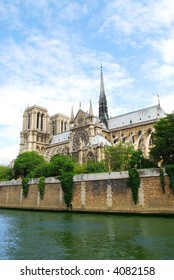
[0,0,174,165]
[152,94,174,114]
[152,37,174,64]
[0,144,19,165]
[100,0,174,36]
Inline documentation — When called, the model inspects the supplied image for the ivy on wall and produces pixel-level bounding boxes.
[128,168,140,204]
[165,165,174,194]
[38,177,45,200]
[59,173,74,208]
[22,177,29,198]
[159,168,165,194]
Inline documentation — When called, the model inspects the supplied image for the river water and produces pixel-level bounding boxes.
[0,209,174,260]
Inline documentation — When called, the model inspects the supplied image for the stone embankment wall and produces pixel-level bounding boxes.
[0,177,66,211]
[0,169,174,214]
[73,169,174,214]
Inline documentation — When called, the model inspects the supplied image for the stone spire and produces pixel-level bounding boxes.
[99,64,109,128]
[89,100,93,116]
[70,106,74,123]
[100,63,105,99]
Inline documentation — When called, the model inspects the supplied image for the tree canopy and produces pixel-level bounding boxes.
[104,142,156,171]
[105,142,141,171]
[49,154,75,176]
[13,151,45,178]
[150,113,174,165]
[74,160,107,174]
[0,165,13,181]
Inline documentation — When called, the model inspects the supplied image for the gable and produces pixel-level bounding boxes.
[74,109,88,127]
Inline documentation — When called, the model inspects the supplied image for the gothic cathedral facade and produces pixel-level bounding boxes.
[19,66,166,163]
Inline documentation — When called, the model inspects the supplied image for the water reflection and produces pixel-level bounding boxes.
[0,209,174,260]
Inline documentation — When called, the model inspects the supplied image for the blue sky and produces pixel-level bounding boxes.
[0,0,174,164]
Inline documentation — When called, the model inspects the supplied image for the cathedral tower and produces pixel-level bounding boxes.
[19,105,50,154]
[99,65,109,128]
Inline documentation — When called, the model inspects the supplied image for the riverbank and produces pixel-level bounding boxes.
[0,169,174,214]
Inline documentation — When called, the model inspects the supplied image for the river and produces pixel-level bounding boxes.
[0,209,174,260]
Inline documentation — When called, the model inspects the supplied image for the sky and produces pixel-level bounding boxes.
[0,0,174,165]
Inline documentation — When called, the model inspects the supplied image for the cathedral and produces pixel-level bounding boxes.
[19,66,166,163]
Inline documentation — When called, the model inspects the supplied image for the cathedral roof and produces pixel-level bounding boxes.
[108,104,166,130]
[90,134,111,146]
[50,131,70,144]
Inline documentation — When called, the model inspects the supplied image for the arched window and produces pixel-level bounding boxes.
[36,112,40,129]
[52,121,55,135]
[147,128,152,135]
[138,137,144,149]
[41,113,44,131]
[61,120,64,133]
[28,113,31,129]
[87,151,95,161]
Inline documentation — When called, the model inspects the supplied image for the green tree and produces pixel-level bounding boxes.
[0,165,13,181]
[129,150,142,169]
[74,163,87,174]
[105,142,136,171]
[150,113,174,165]
[13,151,45,178]
[30,162,51,178]
[85,160,108,173]
[74,160,108,174]
[49,155,75,208]
[49,154,75,176]
[129,149,157,169]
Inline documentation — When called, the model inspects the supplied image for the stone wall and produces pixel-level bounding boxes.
[0,169,174,214]
[0,178,66,210]
[72,169,174,214]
